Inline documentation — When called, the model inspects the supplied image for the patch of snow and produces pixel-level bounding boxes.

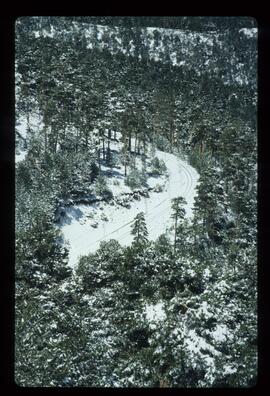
[16,150,27,163]
[42,29,54,38]
[97,27,104,40]
[223,365,237,375]
[235,75,245,85]
[239,28,257,38]
[216,280,229,293]
[59,280,70,292]
[197,301,213,319]
[145,301,166,322]
[16,114,44,163]
[212,324,229,342]
[185,329,221,357]
[170,52,177,66]
[187,268,196,277]
[16,119,28,139]
[16,114,44,135]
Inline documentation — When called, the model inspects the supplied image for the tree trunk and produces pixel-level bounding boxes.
[224,178,228,195]
[137,139,140,155]
[44,124,47,153]
[54,128,59,153]
[170,125,173,153]
[200,140,205,155]
[85,130,89,150]
[62,124,66,145]
[143,135,146,156]
[75,129,79,154]
[159,378,169,388]
[26,113,30,134]
[102,138,105,160]
[174,215,178,253]
[134,133,137,153]
[128,133,131,152]
[98,148,101,170]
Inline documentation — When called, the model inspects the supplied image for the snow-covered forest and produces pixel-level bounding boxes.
[15,16,257,387]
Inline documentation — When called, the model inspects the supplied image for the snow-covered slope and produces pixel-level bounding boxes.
[59,149,199,268]
[30,21,256,87]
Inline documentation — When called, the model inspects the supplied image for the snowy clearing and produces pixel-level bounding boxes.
[59,147,199,268]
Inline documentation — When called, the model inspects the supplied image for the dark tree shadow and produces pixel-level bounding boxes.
[60,206,84,225]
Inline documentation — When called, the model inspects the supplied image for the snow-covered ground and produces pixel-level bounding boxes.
[59,146,199,268]
[15,114,44,163]
[15,150,27,163]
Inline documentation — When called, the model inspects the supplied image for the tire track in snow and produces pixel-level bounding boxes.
[123,158,197,241]
[178,159,194,197]
[144,159,197,236]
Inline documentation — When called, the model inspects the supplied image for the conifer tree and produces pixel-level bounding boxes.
[171,197,187,253]
[131,212,148,247]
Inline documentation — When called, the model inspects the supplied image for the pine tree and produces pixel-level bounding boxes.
[171,197,187,253]
[131,212,148,247]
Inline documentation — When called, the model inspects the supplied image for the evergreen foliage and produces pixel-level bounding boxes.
[131,212,149,247]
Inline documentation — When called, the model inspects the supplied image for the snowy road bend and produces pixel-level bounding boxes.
[59,150,199,268]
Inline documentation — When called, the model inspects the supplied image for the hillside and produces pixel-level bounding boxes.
[15,17,257,388]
